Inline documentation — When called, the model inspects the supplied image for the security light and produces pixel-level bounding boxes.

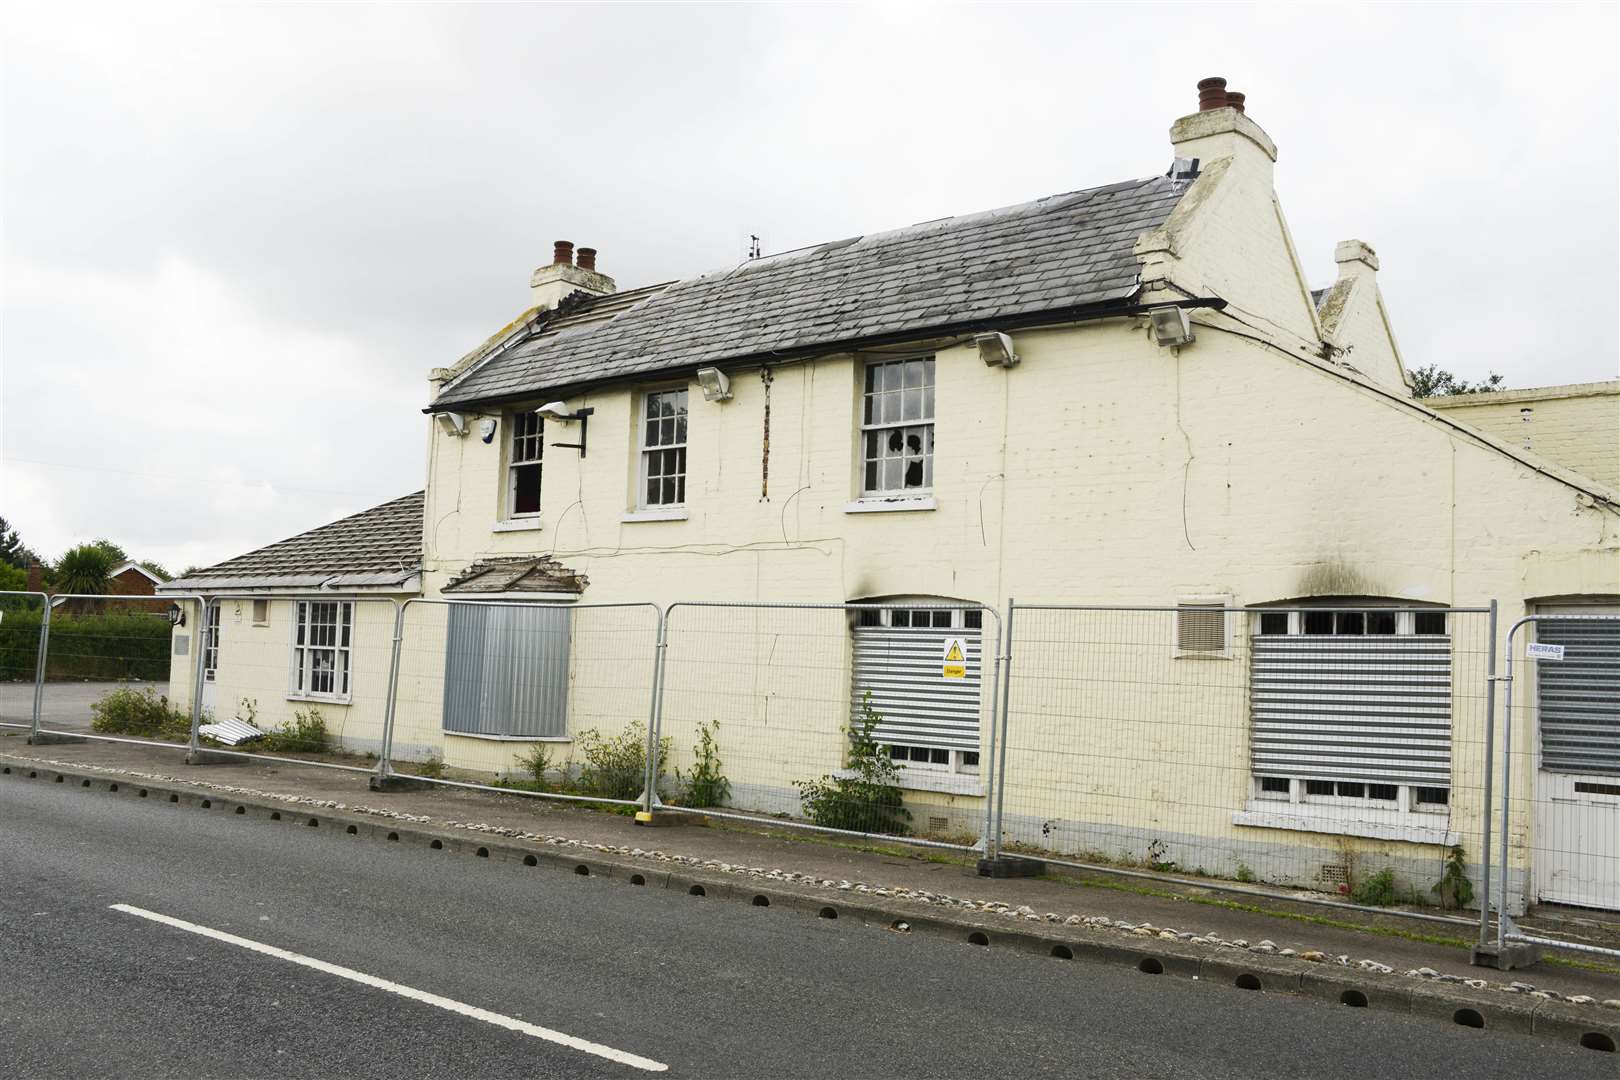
[536,401,575,423]
[435,411,468,437]
[536,403,595,457]
[1150,306,1195,347]
[974,331,1019,368]
[696,367,732,401]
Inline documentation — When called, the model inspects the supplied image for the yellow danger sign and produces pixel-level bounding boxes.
[941,637,968,679]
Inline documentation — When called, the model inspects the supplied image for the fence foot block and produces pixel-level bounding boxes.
[977,857,1046,878]
[634,811,690,827]
[26,733,86,746]
[1471,941,1542,971]
[184,750,247,766]
[368,774,438,792]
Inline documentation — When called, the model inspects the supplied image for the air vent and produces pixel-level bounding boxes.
[1176,604,1226,653]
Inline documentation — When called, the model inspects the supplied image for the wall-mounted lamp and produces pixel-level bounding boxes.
[1149,306,1195,347]
[696,367,732,401]
[168,603,187,627]
[435,411,469,437]
[537,402,595,456]
[974,331,1020,368]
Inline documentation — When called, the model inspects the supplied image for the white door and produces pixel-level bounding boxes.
[200,603,220,716]
[1532,604,1620,909]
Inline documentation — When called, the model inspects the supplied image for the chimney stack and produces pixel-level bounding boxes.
[530,238,615,311]
[1225,91,1246,114]
[26,563,43,594]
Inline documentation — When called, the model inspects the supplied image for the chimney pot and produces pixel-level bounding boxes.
[1197,76,1228,112]
[552,240,574,266]
[576,247,597,272]
[1225,91,1246,114]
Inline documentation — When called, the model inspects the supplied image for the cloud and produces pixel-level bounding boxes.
[3,2,1615,570]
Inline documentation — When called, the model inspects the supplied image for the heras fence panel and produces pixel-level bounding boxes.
[1496,614,1620,959]
[0,591,50,732]
[165,595,402,774]
[994,603,1493,927]
[654,601,1002,852]
[25,593,207,753]
[382,598,661,806]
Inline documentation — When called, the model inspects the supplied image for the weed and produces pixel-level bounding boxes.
[259,708,328,754]
[675,718,731,809]
[1235,862,1256,884]
[90,686,192,741]
[576,721,671,800]
[1432,844,1475,910]
[514,743,554,788]
[1349,867,1398,907]
[795,692,910,835]
[413,754,446,779]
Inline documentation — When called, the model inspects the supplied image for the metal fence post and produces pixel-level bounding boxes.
[1477,599,1498,951]
[1497,619,1520,949]
[374,599,407,780]
[988,597,1016,862]
[978,615,1004,855]
[29,597,51,740]
[641,606,669,815]
[186,598,210,754]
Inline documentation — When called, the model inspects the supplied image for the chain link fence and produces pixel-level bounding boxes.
[993,603,1495,924]
[653,602,1001,851]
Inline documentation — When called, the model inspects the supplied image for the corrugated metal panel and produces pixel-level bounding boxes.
[1537,619,1620,775]
[852,627,981,750]
[442,604,570,738]
[1251,636,1452,786]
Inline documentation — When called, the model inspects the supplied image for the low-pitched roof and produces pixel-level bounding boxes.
[441,556,587,596]
[434,174,1186,409]
[160,492,424,594]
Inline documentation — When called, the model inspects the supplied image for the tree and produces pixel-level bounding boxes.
[53,543,118,596]
[0,517,40,570]
[137,559,171,581]
[1409,364,1505,399]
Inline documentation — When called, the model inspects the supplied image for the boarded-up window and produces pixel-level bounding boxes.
[442,604,570,738]
[1536,618,1620,775]
[1176,604,1227,653]
[852,607,981,752]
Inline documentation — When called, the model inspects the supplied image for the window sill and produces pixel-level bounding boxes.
[843,495,937,514]
[286,693,352,707]
[621,508,690,523]
[492,518,543,533]
[834,766,982,797]
[443,731,572,743]
[1232,803,1458,846]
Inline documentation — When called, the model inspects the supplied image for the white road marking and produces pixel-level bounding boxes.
[109,903,667,1072]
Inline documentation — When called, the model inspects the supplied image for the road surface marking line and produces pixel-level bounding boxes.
[109,903,667,1072]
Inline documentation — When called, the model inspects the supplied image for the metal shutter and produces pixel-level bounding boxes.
[1251,635,1452,785]
[442,604,570,738]
[852,625,982,751]
[1536,619,1620,774]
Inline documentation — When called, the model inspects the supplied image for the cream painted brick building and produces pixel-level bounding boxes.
[1427,381,1619,490]
[166,78,1620,913]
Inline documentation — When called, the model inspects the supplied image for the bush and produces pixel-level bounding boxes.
[0,610,170,681]
[675,719,731,809]
[90,686,192,742]
[1432,844,1475,910]
[1349,867,1398,907]
[795,692,911,835]
[576,721,671,801]
[260,708,329,754]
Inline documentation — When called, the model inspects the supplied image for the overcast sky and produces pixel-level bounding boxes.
[3,2,1616,573]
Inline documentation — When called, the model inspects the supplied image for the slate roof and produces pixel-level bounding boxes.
[435,175,1187,408]
[441,556,587,596]
[160,492,424,593]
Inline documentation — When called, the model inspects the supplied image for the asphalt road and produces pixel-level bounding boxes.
[0,679,162,732]
[1,778,1611,1080]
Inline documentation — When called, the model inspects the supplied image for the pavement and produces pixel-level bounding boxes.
[4,773,1618,1079]
[0,678,158,732]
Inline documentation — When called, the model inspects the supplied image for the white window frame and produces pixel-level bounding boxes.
[637,388,688,510]
[506,411,544,521]
[859,355,935,498]
[203,603,221,682]
[288,599,354,703]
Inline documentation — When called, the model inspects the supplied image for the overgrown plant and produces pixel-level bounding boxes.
[1349,867,1398,907]
[514,744,554,788]
[90,686,191,741]
[676,718,731,809]
[576,721,671,800]
[795,692,911,835]
[413,754,446,779]
[1432,844,1475,910]
[260,708,329,754]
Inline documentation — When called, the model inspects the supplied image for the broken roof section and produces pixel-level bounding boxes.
[434,175,1187,409]
[441,556,586,597]
[160,491,424,594]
